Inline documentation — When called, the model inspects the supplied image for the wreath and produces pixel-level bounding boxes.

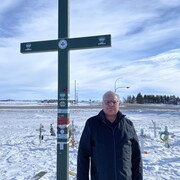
[160,131,169,142]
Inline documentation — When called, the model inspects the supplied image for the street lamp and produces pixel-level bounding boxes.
[115,86,130,92]
[74,80,78,104]
[114,77,130,92]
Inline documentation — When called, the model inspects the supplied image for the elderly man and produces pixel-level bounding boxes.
[77,91,143,180]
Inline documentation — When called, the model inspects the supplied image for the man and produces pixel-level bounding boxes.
[77,91,143,180]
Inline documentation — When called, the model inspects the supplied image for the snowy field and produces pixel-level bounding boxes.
[0,104,180,180]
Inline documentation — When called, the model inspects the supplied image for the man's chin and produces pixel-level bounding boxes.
[107,111,116,115]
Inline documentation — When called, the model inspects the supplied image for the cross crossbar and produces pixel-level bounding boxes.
[20,34,111,53]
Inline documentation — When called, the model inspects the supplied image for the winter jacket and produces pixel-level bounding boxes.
[77,110,143,180]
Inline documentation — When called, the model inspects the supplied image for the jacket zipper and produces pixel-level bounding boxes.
[113,127,117,180]
[103,120,119,180]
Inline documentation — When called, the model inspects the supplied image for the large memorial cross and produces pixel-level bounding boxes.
[20,0,111,179]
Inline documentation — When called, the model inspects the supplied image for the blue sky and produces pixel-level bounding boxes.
[0,0,180,101]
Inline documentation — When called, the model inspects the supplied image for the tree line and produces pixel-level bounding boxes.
[125,93,180,105]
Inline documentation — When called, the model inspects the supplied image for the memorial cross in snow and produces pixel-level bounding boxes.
[149,120,161,138]
[20,0,111,179]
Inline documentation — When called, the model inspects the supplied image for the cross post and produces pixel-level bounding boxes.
[149,120,161,138]
[20,0,111,179]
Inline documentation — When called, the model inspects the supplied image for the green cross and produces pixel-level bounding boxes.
[20,0,111,179]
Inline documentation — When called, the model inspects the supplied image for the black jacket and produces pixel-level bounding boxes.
[77,110,143,180]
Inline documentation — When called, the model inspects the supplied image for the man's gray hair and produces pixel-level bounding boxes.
[102,90,120,101]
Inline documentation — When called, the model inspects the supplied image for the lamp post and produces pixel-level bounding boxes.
[114,77,122,92]
[74,80,79,104]
[115,86,130,92]
[74,80,77,104]
[114,77,130,92]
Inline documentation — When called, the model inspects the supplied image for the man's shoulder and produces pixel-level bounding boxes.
[86,112,102,127]
[87,114,99,122]
[122,116,134,127]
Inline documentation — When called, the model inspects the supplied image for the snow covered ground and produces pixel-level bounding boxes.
[0,104,180,180]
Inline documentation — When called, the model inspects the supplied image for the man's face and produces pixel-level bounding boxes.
[102,94,120,116]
